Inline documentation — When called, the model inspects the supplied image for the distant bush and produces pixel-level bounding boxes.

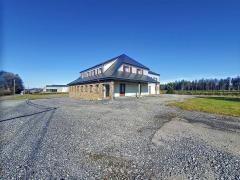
[166,89,175,94]
[166,83,175,94]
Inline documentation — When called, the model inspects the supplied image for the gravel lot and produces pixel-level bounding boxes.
[1,95,240,179]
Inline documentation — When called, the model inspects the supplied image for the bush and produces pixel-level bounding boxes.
[166,89,175,94]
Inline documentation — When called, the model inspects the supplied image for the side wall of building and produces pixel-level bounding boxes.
[148,83,160,94]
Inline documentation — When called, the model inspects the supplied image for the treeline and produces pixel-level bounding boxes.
[161,76,240,92]
[0,71,24,96]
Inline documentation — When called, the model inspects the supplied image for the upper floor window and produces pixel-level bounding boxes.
[87,72,90,77]
[137,68,142,74]
[99,68,103,74]
[123,65,130,72]
[97,69,99,74]
[93,70,96,76]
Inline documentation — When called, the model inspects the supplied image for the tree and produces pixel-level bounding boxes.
[162,76,239,92]
[0,71,24,95]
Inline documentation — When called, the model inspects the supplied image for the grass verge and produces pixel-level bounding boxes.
[0,93,68,101]
[170,96,240,117]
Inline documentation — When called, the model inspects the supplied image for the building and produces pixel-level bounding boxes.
[43,85,69,93]
[68,54,160,100]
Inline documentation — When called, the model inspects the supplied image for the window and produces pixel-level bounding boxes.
[130,66,132,73]
[85,85,87,92]
[96,84,99,93]
[90,85,93,92]
[137,68,142,74]
[93,70,96,76]
[97,69,99,74]
[99,68,102,74]
[123,65,129,72]
[87,72,90,77]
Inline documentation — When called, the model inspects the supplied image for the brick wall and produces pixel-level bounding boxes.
[69,81,114,100]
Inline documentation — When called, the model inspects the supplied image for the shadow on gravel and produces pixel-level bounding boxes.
[24,109,56,178]
[0,100,57,123]
[5,108,56,179]
[182,114,240,133]
[137,113,177,134]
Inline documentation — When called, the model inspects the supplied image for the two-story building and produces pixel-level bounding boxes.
[68,54,160,100]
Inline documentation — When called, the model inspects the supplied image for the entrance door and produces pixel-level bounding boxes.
[120,83,125,96]
[105,84,110,97]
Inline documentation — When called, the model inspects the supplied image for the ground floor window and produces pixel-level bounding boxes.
[96,84,99,93]
[120,83,125,96]
[90,85,93,92]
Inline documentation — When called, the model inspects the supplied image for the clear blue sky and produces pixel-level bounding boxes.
[2,0,240,88]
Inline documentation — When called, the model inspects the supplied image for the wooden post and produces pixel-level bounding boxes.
[13,79,15,95]
[138,83,141,97]
[111,81,114,100]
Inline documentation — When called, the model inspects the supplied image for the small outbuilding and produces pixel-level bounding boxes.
[43,85,69,93]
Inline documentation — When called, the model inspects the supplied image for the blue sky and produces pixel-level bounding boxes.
[2,0,240,88]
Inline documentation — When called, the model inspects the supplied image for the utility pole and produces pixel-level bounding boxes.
[13,79,15,95]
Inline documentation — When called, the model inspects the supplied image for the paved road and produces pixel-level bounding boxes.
[1,95,240,179]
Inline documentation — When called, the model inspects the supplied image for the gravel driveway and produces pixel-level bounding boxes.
[1,95,240,179]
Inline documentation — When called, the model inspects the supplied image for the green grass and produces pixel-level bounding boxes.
[0,93,68,101]
[171,96,240,117]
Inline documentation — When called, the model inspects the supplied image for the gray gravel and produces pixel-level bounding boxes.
[0,95,240,179]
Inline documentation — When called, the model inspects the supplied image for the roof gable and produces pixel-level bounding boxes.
[80,54,149,73]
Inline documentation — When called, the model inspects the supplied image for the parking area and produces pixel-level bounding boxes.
[1,95,240,179]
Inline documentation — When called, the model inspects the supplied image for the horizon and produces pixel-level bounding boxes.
[2,0,240,88]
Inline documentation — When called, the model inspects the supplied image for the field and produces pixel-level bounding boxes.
[171,96,240,117]
[0,93,68,101]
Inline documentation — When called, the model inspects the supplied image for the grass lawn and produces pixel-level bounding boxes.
[0,93,68,101]
[171,96,240,117]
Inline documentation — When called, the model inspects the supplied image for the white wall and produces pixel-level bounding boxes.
[114,82,148,97]
[60,87,69,92]
[148,83,160,95]
[103,60,116,72]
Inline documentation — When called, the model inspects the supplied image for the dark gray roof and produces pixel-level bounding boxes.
[149,71,160,76]
[46,85,68,87]
[80,54,149,73]
[68,54,158,86]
